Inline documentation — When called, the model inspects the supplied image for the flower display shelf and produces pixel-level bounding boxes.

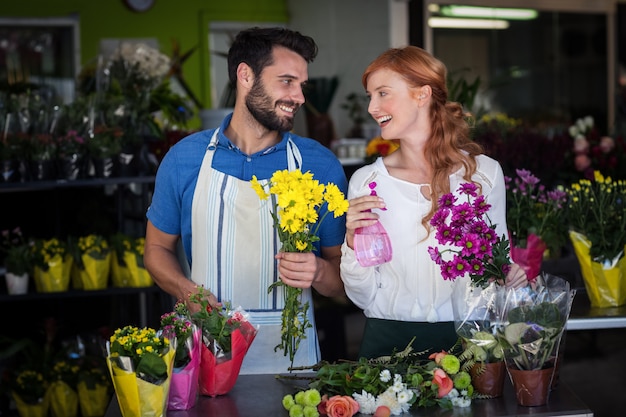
[0,175,155,193]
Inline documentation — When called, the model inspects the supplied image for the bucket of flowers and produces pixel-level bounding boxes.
[566,171,626,307]
[106,325,176,417]
[68,234,111,290]
[427,182,511,397]
[31,237,73,293]
[159,301,201,410]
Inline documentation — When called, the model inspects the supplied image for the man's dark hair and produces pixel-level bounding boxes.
[227,27,318,84]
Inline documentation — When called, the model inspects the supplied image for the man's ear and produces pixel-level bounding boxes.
[237,62,254,89]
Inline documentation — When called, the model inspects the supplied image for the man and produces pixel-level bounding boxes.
[144,27,347,374]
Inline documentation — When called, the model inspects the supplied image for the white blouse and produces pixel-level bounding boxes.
[340,155,508,323]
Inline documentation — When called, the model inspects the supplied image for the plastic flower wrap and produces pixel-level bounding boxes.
[160,302,201,410]
[77,366,112,417]
[187,287,258,397]
[31,238,73,292]
[495,274,575,372]
[68,234,111,290]
[110,234,153,287]
[251,169,348,366]
[285,342,472,416]
[106,325,176,417]
[48,360,80,417]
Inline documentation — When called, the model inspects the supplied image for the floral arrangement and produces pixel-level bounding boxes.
[27,133,56,160]
[106,325,176,417]
[107,325,172,383]
[566,171,626,264]
[11,369,48,406]
[568,115,626,181]
[55,130,85,157]
[427,182,511,288]
[185,286,257,397]
[495,274,574,372]
[251,169,348,366]
[160,302,195,368]
[31,237,70,271]
[365,137,399,163]
[0,227,32,276]
[282,344,472,416]
[505,169,568,277]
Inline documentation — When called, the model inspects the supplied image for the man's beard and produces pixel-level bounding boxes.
[245,79,298,132]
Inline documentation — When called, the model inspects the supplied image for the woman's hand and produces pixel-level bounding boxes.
[504,263,529,289]
[345,195,386,248]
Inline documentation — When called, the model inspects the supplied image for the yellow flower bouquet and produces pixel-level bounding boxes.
[31,238,73,292]
[566,171,626,307]
[106,325,176,417]
[110,234,153,288]
[251,169,348,366]
[69,234,111,290]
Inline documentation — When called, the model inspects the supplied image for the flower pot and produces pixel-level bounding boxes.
[92,156,116,178]
[1,159,21,182]
[5,272,29,295]
[507,367,554,406]
[29,159,56,181]
[470,361,505,398]
[57,154,85,181]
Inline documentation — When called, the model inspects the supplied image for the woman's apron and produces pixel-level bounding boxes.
[190,129,320,374]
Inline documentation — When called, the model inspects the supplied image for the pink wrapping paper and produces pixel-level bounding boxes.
[167,328,202,410]
[510,233,546,282]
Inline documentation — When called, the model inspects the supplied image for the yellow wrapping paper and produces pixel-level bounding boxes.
[570,230,626,307]
[71,253,111,290]
[12,392,49,417]
[77,381,111,417]
[33,255,73,292]
[111,252,153,288]
[106,347,175,417]
[48,381,78,417]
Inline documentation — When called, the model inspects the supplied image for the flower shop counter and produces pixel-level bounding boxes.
[104,373,593,417]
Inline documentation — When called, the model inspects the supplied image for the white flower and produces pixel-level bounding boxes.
[397,389,413,404]
[352,390,377,415]
[568,124,580,138]
[377,388,402,415]
[379,369,391,383]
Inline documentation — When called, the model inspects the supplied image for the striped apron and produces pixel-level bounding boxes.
[190,129,320,374]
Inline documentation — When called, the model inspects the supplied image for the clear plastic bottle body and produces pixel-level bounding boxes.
[353,220,392,267]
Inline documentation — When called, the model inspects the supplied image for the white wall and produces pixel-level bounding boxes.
[287,0,402,139]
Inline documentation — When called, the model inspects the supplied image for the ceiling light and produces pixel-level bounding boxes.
[440,6,538,20]
[428,17,510,30]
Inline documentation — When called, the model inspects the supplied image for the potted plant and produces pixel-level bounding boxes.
[55,130,86,180]
[11,369,50,417]
[495,274,575,406]
[85,125,123,178]
[31,237,73,293]
[1,227,32,295]
[68,234,111,290]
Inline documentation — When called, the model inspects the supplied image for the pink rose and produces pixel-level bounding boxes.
[574,154,592,172]
[428,350,447,364]
[319,394,359,417]
[432,368,454,398]
[600,136,615,153]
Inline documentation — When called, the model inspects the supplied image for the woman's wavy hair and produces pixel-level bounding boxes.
[362,45,483,229]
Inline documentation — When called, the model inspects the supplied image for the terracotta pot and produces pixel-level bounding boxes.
[470,361,506,398]
[508,367,554,406]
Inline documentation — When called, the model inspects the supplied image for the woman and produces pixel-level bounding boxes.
[340,46,527,359]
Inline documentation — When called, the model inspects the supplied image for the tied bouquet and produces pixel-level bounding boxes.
[281,342,472,416]
[106,325,176,417]
[427,182,511,397]
[251,169,348,367]
[159,302,201,410]
[187,287,258,397]
[566,171,626,307]
[505,169,568,280]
